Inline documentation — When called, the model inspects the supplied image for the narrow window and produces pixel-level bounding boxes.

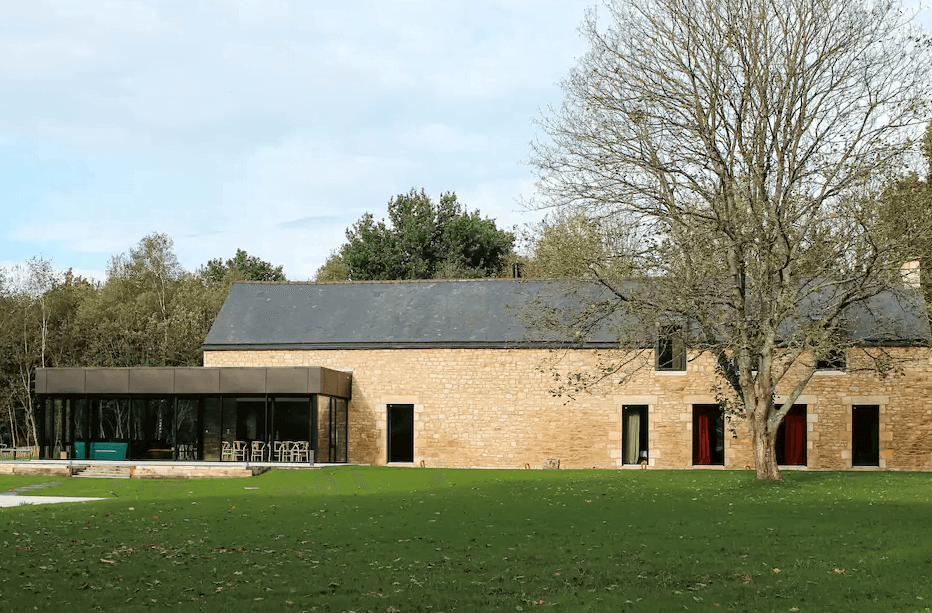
[775,404,807,466]
[693,404,724,465]
[852,405,880,466]
[656,325,686,371]
[387,404,414,463]
[622,405,649,465]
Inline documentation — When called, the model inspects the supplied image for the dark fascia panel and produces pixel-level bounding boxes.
[219,368,267,394]
[37,367,352,399]
[174,368,221,394]
[34,368,47,394]
[266,367,312,394]
[129,368,176,394]
[321,368,352,398]
[86,368,130,394]
[41,368,86,394]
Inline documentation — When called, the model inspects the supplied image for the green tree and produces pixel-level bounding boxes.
[320,188,515,281]
[78,233,224,367]
[530,0,931,480]
[199,249,286,286]
[314,251,350,282]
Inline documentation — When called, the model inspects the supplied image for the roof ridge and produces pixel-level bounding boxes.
[234,278,531,286]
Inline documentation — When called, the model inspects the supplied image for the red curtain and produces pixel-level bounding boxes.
[784,413,805,465]
[696,412,711,465]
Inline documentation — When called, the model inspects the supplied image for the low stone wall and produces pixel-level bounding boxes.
[0,463,268,478]
[130,465,260,479]
[0,463,72,477]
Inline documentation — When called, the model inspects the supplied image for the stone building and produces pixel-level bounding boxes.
[198,279,932,471]
[34,278,931,471]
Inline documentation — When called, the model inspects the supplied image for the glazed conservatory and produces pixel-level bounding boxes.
[34,366,352,464]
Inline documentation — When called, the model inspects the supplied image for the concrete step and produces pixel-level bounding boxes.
[74,466,131,479]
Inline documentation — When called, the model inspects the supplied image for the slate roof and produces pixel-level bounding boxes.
[202,279,930,351]
[203,279,616,350]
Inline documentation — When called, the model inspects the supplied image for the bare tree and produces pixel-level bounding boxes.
[530,0,932,479]
[0,257,61,450]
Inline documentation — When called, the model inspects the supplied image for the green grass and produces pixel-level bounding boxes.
[1,468,931,612]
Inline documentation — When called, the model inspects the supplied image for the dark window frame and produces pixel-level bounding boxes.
[387,403,415,463]
[622,404,649,465]
[656,324,687,371]
[692,404,725,466]
[852,404,880,467]
[816,348,847,371]
[775,404,807,466]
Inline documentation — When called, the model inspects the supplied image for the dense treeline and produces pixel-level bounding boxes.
[315,189,516,281]
[0,234,284,449]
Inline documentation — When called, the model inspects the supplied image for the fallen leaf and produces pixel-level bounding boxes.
[100,559,118,565]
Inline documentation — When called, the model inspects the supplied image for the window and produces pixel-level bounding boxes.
[816,348,846,371]
[622,405,649,464]
[852,405,879,466]
[775,404,807,466]
[693,404,724,465]
[656,325,686,371]
[387,404,414,463]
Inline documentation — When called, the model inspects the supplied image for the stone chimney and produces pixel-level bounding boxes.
[901,260,921,289]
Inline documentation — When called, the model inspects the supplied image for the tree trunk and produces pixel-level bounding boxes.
[749,408,782,480]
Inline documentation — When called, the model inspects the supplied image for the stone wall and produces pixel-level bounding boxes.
[204,347,932,471]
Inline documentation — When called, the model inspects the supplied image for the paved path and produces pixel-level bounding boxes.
[0,495,105,507]
[0,481,105,507]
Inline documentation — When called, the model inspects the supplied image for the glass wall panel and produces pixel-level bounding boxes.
[45,397,73,460]
[272,397,310,462]
[220,397,267,461]
[42,398,54,459]
[33,391,331,464]
[130,398,175,460]
[62,398,73,458]
[97,398,130,440]
[74,398,88,459]
[203,397,221,461]
[176,399,200,461]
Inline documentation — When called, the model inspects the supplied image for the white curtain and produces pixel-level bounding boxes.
[624,411,640,464]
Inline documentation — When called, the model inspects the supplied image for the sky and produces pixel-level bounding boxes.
[2,1,931,282]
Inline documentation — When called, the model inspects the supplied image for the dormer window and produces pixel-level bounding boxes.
[816,348,846,371]
[656,324,686,371]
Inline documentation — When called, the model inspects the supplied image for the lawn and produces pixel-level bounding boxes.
[1,468,931,612]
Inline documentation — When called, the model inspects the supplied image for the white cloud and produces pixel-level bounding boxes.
[0,1,595,281]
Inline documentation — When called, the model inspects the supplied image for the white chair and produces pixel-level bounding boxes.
[292,441,309,463]
[221,441,234,461]
[251,440,266,462]
[273,441,289,462]
[233,440,248,461]
[178,443,196,460]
